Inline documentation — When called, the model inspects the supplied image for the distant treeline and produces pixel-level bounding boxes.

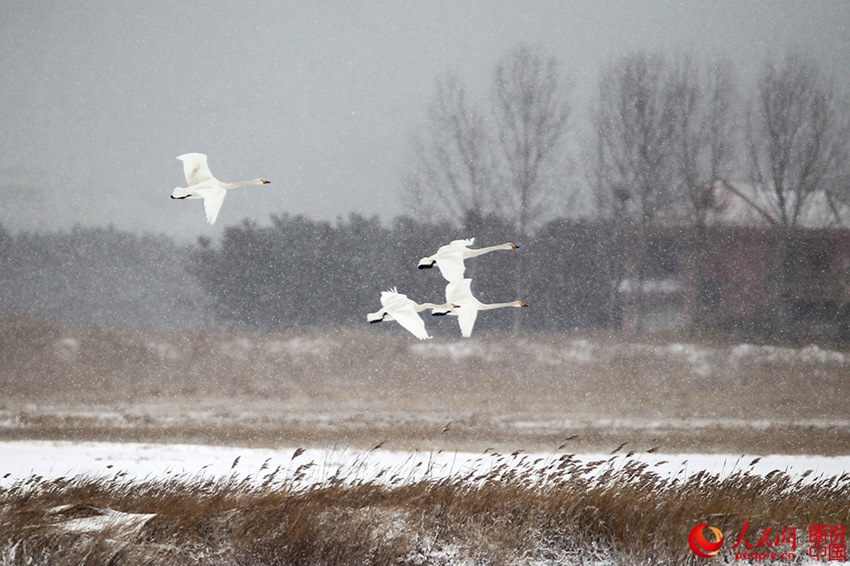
[0,224,208,331]
[0,216,619,334]
[191,213,618,333]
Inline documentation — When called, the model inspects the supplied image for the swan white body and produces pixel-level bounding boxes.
[367,288,454,340]
[170,153,270,224]
[418,238,519,282]
[444,278,527,338]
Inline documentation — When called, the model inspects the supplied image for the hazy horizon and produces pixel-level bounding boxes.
[2,0,849,241]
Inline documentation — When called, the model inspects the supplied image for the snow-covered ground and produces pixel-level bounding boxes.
[3,440,849,489]
[4,441,850,566]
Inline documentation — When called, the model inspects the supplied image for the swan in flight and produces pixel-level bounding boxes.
[367,288,454,340]
[418,238,519,282]
[170,153,270,224]
[444,278,527,338]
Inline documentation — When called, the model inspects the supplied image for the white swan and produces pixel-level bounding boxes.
[444,278,527,338]
[367,288,454,340]
[170,153,270,224]
[417,238,519,282]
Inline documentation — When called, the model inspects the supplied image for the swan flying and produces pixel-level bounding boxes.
[444,278,527,338]
[418,238,519,282]
[170,153,270,224]
[367,288,455,340]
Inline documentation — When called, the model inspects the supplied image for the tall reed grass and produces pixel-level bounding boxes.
[1,448,848,565]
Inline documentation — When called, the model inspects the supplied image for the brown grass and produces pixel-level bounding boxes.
[4,316,850,563]
[2,315,850,453]
[2,315,850,455]
[1,450,848,565]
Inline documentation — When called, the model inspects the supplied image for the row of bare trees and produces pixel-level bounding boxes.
[406,45,850,231]
[404,44,850,334]
[403,44,572,239]
[590,55,738,330]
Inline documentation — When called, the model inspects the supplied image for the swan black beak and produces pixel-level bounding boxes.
[261,179,271,184]
[519,301,528,307]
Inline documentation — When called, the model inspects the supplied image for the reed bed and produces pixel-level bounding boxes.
[3,317,850,562]
[1,448,848,565]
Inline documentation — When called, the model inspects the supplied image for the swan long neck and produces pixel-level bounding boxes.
[479,301,521,311]
[465,243,514,258]
[222,178,266,190]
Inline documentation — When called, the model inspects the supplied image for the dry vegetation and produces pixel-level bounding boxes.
[2,449,849,565]
[2,315,850,453]
[3,316,850,563]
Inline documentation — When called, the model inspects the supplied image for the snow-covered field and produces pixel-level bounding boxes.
[7,329,850,457]
[6,439,850,564]
[4,440,850,489]
[6,328,850,563]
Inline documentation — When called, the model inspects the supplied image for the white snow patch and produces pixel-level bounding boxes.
[729,343,849,366]
[263,336,333,357]
[54,337,79,361]
[560,339,596,363]
[145,341,181,360]
[220,337,254,359]
[618,278,684,294]
[409,340,487,361]
[2,441,849,490]
[664,342,713,376]
[48,505,156,535]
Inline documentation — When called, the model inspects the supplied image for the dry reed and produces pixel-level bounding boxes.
[1,450,847,565]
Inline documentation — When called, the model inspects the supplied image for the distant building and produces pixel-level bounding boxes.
[619,181,850,341]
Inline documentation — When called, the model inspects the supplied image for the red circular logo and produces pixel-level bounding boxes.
[689,523,724,558]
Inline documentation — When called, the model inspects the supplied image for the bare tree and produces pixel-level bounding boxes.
[668,57,738,328]
[747,53,850,338]
[749,54,850,228]
[593,53,680,225]
[404,43,573,236]
[669,57,737,224]
[590,53,680,330]
[492,42,572,238]
[403,73,498,231]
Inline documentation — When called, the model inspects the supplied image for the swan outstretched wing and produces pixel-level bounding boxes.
[445,279,474,304]
[178,153,215,186]
[391,305,430,340]
[381,291,430,340]
[380,288,400,302]
[446,279,478,337]
[436,255,466,282]
[434,240,474,282]
[456,308,478,338]
[195,186,226,224]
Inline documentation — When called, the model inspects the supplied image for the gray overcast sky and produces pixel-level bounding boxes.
[2,0,849,240]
